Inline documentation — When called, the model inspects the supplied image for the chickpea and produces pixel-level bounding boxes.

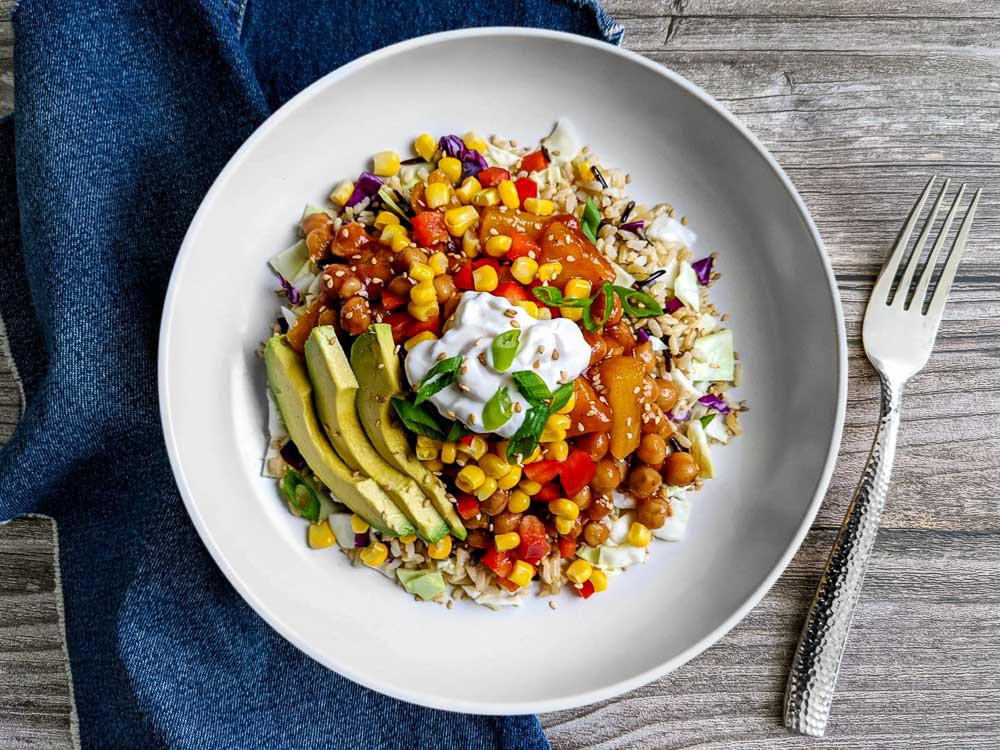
[317,307,338,328]
[640,403,666,434]
[636,433,667,467]
[605,322,636,354]
[663,451,699,486]
[339,295,371,336]
[628,465,662,499]
[479,489,509,516]
[305,227,331,260]
[393,247,428,273]
[604,338,624,358]
[338,274,363,299]
[640,374,659,403]
[441,295,461,322]
[583,521,610,547]
[586,493,614,522]
[576,431,610,462]
[387,275,413,297]
[569,485,592,511]
[433,274,457,303]
[565,518,584,539]
[655,379,680,412]
[583,330,609,366]
[462,514,488,530]
[590,457,622,492]
[301,212,331,237]
[637,497,669,530]
[635,340,656,374]
[491,511,521,535]
[465,529,492,548]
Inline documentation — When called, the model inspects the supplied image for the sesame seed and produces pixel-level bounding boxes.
[447,410,456,418]
[468,413,477,425]
[626,433,633,440]
[537,345,545,354]
[549,600,557,610]
[504,309,517,318]
[377,363,384,370]
[552,350,560,361]
[437,353,447,361]
[513,402,523,413]
[341,228,349,238]
[510,320,521,328]
[533,360,541,369]
[459,383,471,392]
[335,270,345,277]
[566,255,576,262]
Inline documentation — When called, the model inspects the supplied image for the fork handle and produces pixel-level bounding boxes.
[783,373,903,736]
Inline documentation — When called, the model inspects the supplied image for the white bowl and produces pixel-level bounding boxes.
[159,28,846,714]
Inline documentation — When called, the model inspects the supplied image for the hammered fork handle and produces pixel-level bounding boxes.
[783,373,903,736]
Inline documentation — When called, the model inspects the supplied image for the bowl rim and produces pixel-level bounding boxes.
[158,26,847,715]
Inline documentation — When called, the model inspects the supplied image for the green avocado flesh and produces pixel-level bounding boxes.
[396,569,446,600]
[264,335,414,537]
[350,324,467,540]
[305,327,449,543]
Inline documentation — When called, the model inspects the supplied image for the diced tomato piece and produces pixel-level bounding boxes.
[559,450,596,498]
[456,494,480,521]
[576,580,596,599]
[482,548,514,578]
[514,177,537,207]
[477,167,510,188]
[407,315,441,338]
[383,311,412,344]
[454,263,475,290]
[458,434,475,446]
[505,232,540,261]
[523,459,562,484]
[558,537,577,559]
[521,150,548,173]
[380,290,406,311]
[535,481,561,502]
[412,211,450,248]
[496,576,521,592]
[518,515,550,564]
[494,282,530,305]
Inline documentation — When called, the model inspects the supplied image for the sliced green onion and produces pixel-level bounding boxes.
[391,397,446,440]
[281,468,321,522]
[445,421,471,442]
[511,370,552,404]
[549,382,575,414]
[531,285,591,309]
[582,198,601,244]
[506,404,549,462]
[483,387,513,431]
[613,285,664,318]
[414,354,463,405]
[700,413,716,428]
[582,282,616,332]
[491,330,520,372]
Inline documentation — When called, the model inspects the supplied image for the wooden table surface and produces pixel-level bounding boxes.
[2,1,998,747]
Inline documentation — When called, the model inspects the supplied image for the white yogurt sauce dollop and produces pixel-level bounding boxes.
[404,292,590,438]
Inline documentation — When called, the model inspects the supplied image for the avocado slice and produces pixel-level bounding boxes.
[350,325,467,540]
[305,327,450,543]
[264,336,414,537]
[396,569,446,601]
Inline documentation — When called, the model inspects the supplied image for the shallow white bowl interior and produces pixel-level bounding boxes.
[160,28,845,714]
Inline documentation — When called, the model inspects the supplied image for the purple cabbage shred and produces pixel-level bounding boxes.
[664,297,684,314]
[697,393,731,414]
[636,329,649,344]
[278,440,306,470]
[672,409,691,422]
[439,135,487,178]
[692,256,714,286]
[354,531,369,548]
[276,273,300,305]
[346,171,384,208]
[620,221,644,233]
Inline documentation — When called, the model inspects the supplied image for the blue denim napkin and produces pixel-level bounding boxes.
[0,0,620,747]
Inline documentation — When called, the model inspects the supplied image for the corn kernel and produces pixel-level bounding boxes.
[537,307,553,320]
[510,257,539,284]
[414,133,437,161]
[497,465,522,490]
[307,520,336,549]
[523,445,543,463]
[566,559,593,585]
[423,458,444,472]
[539,426,567,444]
[455,176,482,204]
[407,300,439,322]
[409,262,434,283]
[519,479,542,495]
[374,211,400,230]
[473,265,499,292]
[554,516,575,535]
[538,262,563,283]
[427,535,452,560]
[360,541,389,567]
[497,179,520,209]
[514,301,540,318]
[480,454,510,479]
[399,533,417,544]
[391,233,412,253]
[472,188,500,207]
[544,440,570,462]
[546,413,572,432]
[462,229,480,257]
[373,150,401,177]
[330,180,354,206]
[494,532,521,552]
[457,435,488,460]
[549,498,580,521]
[524,197,554,216]
[410,281,437,305]
[445,206,480,236]
[381,223,407,243]
[560,305,583,322]
[474,476,499,501]
[456,465,486,492]
[463,131,489,153]
[508,560,535,588]
[440,442,458,464]
[589,568,608,593]
[564,278,592,299]
[415,441,439,461]
[627,521,652,548]
[508,489,531,513]
[428,252,449,276]
[424,181,450,208]
[484,234,513,257]
[416,435,440,450]
[438,156,463,184]
[575,159,595,182]
[404,330,437,351]
[350,514,370,534]
[556,392,576,415]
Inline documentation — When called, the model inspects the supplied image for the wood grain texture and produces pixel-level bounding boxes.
[1,1,999,748]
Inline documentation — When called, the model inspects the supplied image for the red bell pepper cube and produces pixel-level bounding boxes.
[454,262,475,290]
[458,434,475,446]
[518,515,550,564]
[455,494,480,521]
[514,177,537,207]
[472,256,500,271]
[477,167,510,188]
[523,459,562,484]
[496,576,521,592]
[558,537,577,559]
[380,290,406,311]
[520,150,548,173]
[383,311,411,344]
[535,481,561,502]
[505,232,540,261]
[407,315,441,339]
[559,450,596,498]
[482,548,514,578]
[412,211,449,248]
[576,580,595,599]
[493,282,530,305]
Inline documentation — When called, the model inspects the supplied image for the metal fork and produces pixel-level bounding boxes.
[783,177,983,736]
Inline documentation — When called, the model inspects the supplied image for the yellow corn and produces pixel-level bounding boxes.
[424,181,450,209]
[330,180,354,206]
[440,442,458,464]
[462,229,480,257]
[566,559,593,585]
[508,489,531,514]
[494,532,521,552]
[523,197,554,216]
[455,465,486,493]
[473,265,499,292]
[523,445,543,463]
[479,454,510,479]
[589,568,608,593]
[455,176,482,204]
[510,257,539,284]
[538,426,567,444]
[554,516,575,535]
[414,440,439,461]
[360,541,389,567]
[546,413,572,431]
[414,133,437,161]
[409,262,434,283]
[575,159,595,182]
[428,252,449,276]
[438,156,463,184]
[409,281,437,305]
[514,301,540,318]
[391,233,412,252]
[538,262,562,283]
[444,206,480,236]
[474,476,499,501]
[374,211,400,230]
[508,560,534,588]
[372,150,401,177]
[472,188,500,207]
[404,331,438,351]
[307,520,336,549]
[518,479,542,495]
[416,435,440,450]
[544,440,570,462]
[548,498,580,521]
[427,168,450,184]
[380,223,407,243]
[407,300,439,322]
[484,235,513,257]
[494,439,510,458]
[423,458,444,472]
[564,278,592,298]
[350,514,370,534]
[556,392,576,414]
[627,521,652,548]
[497,179,520,209]
[427,535,452,560]
[463,131,489,153]
[497,465,522,490]
[457,435,488,460]
[399,533,417,544]
[537,307,553,320]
